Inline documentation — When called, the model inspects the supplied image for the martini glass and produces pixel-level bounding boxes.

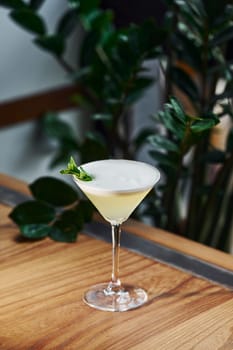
[73,159,160,312]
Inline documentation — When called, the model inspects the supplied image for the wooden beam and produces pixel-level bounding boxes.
[0,84,79,128]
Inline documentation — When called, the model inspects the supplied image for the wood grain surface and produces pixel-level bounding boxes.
[0,174,233,350]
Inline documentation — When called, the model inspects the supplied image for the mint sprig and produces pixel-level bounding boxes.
[60,156,93,181]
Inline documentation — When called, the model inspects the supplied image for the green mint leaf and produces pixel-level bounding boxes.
[60,156,93,181]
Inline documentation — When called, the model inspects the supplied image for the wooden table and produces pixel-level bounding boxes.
[0,173,233,350]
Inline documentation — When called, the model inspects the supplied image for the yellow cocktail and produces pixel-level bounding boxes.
[73,159,160,311]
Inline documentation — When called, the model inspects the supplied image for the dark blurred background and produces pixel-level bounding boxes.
[101,0,166,27]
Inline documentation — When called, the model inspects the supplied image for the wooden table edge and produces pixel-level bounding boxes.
[123,219,233,273]
[1,172,233,276]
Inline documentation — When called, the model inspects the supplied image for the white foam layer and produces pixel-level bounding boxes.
[73,159,160,194]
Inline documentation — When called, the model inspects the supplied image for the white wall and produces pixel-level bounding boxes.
[0,1,81,182]
[0,1,76,101]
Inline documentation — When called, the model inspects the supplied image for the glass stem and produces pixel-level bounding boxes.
[108,223,122,292]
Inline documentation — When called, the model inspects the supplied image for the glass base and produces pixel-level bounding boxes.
[83,283,148,312]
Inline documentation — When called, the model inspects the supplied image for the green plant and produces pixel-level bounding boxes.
[9,176,94,242]
[2,0,233,250]
[142,0,233,250]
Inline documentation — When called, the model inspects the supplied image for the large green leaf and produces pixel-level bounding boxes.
[9,200,55,225]
[125,77,155,105]
[79,133,108,163]
[29,177,79,206]
[34,34,65,56]
[20,223,51,239]
[106,21,164,78]
[49,224,78,243]
[56,9,78,37]
[175,0,205,20]
[169,96,187,124]
[202,0,229,28]
[174,32,202,71]
[211,25,233,46]
[49,208,84,242]
[80,30,103,66]
[29,0,45,10]
[10,9,46,35]
[81,9,113,32]
[149,150,178,170]
[68,0,80,8]
[78,0,101,14]
[176,2,204,38]
[137,19,167,57]
[147,134,180,153]
[42,113,78,143]
[191,117,219,133]
[42,114,79,168]
[57,209,84,228]
[156,107,185,139]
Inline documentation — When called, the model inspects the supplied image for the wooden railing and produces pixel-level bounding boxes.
[0,84,78,128]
